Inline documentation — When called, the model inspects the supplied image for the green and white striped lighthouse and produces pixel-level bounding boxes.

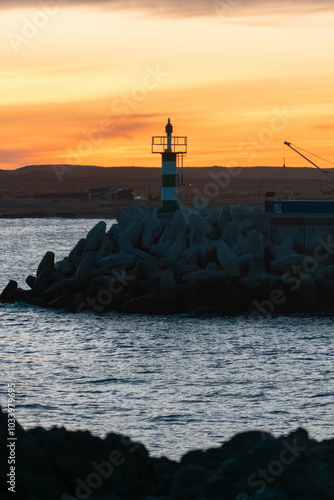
[152,118,187,213]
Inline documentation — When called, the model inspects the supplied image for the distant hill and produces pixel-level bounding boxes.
[13,164,107,175]
[7,164,334,179]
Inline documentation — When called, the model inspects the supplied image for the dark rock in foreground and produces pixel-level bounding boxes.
[0,407,333,500]
[2,204,334,315]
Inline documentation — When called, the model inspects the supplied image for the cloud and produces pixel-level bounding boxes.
[0,147,36,167]
[0,0,333,18]
[312,123,334,131]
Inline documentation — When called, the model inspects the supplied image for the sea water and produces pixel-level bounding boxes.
[0,218,333,459]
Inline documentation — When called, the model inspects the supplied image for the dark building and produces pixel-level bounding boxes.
[88,185,134,201]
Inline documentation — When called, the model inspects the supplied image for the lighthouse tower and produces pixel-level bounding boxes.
[152,118,187,213]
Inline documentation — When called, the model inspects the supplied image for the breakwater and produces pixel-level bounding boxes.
[0,407,332,500]
[1,204,334,314]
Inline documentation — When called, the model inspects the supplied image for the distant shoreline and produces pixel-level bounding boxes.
[0,198,148,219]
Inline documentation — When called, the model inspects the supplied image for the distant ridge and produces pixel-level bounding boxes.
[13,164,107,174]
[6,164,334,180]
[15,164,140,171]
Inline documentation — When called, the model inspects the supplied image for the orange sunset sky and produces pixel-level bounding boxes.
[1,0,334,169]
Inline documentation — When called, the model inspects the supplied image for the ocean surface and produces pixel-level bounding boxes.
[0,218,333,460]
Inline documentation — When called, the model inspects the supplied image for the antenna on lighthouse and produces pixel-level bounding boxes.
[152,119,187,213]
[166,117,173,152]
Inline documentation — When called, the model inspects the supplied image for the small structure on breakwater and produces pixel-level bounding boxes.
[88,185,134,201]
[2,203,334,315]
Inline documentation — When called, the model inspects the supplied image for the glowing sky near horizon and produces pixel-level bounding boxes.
[0,1,334,169]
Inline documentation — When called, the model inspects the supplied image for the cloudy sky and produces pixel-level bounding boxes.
[1,0,333,168]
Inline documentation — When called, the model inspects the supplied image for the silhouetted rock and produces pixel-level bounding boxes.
[0,407,333,500]
[43,278,78,303]
[37,251,55,276]
[67,238,86,269]
[84,221,106,252]
[0,280,17,303]
[25,275,36,289]
[55,259,74,277]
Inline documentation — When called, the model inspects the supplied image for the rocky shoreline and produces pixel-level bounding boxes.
[2,204,334,315]
[0,407,333,499]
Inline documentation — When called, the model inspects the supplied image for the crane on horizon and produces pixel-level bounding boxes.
[284,141,334,182]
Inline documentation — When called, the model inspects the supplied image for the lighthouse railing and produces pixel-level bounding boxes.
[151,136,187,154]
